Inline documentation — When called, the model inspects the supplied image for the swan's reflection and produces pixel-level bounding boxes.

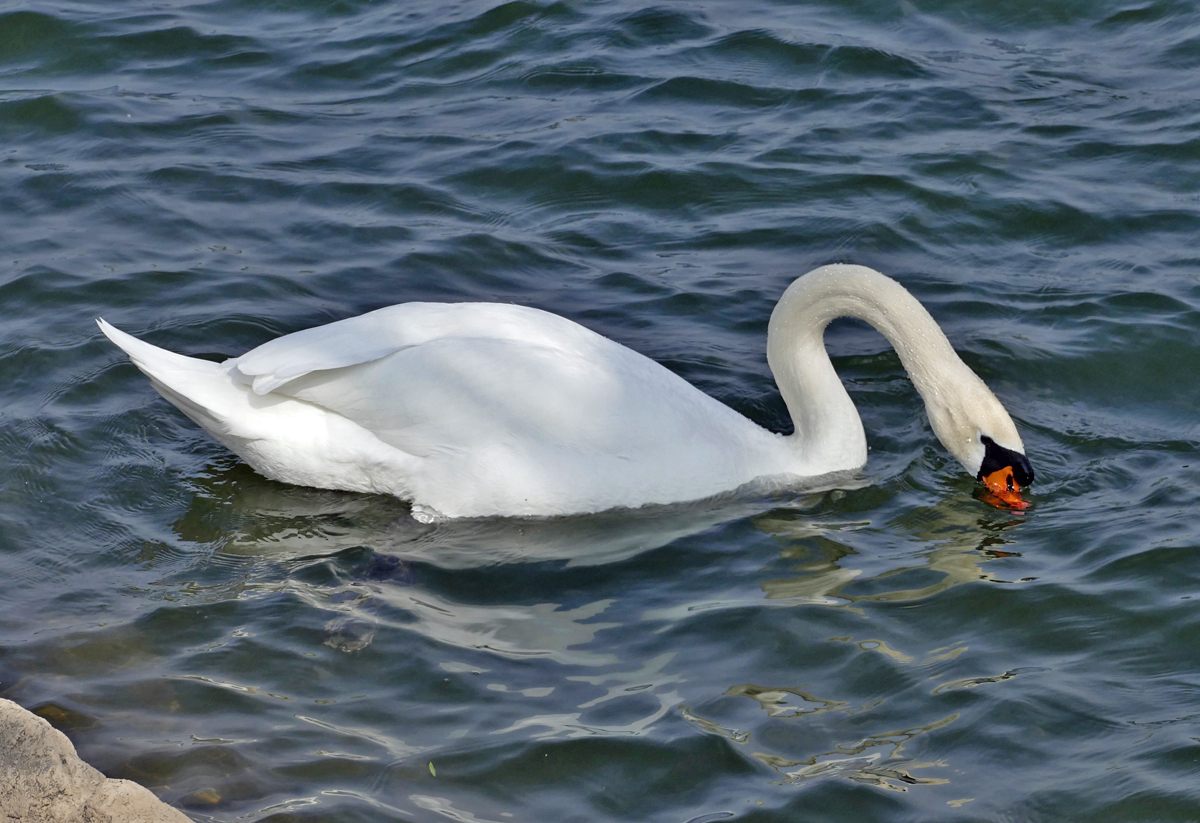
[164,462,1029,793]
[269,574,624,667]
[170,464,1029,663]
[754,499,1028,605]
[171,460,855,569]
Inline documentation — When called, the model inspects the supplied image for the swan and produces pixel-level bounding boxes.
[98,264,1034,520]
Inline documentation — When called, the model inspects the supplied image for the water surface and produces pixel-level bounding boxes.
[1,0,1199,820]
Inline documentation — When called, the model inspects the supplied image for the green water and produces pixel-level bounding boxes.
[1,0,1199,820]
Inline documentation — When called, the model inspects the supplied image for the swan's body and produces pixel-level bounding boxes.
[100,265,1033,519]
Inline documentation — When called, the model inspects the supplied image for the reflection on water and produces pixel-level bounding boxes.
[724,684,848,719]
[258,574,623,667]
[755,499,1030,605]
[687,678,961,792]
[569,652,684,708]
[680,706,750,744]
[168,459,1034,677]
[163,465,1026,675]
[491,687,681,739]
[173,460,836,569]
[665,501,1036,797]
[931,667,1046,695]
[752,708,958,792]
[410,794,508,823]
[80,455,1051,808]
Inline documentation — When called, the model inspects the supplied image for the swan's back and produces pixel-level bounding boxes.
[232,303,601,394]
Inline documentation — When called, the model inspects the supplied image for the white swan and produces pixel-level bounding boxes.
[99,264,1034,519]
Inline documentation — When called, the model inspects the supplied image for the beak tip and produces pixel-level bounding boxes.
[979,466,1031,510]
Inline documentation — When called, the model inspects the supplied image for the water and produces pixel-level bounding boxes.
[2,0,1199,820]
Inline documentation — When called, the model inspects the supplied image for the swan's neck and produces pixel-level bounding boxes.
[767,264,993,475]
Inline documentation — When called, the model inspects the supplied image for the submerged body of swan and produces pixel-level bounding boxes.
[99,264,1034,518]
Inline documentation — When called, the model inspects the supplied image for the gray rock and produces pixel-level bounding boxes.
[0,697,191,823]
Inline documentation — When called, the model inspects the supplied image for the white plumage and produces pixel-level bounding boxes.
[99,265,1029,519]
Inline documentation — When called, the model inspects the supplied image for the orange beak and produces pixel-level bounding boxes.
[980,466,1029,511]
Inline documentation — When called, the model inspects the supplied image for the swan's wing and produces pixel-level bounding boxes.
[272,334,707,456]
[268,329,771,516]
[226,301,747,512]
[248,302,765,470]
[231,303,600,395]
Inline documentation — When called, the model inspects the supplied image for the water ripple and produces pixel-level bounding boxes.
[2,0,1200,820]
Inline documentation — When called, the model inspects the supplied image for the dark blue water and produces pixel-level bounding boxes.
[2,1,1199,820]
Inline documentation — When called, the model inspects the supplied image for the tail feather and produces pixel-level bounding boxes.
[98,318,423,499]
[97,318,250,441]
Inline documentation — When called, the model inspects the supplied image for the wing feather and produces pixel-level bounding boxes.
[231,302,601,395]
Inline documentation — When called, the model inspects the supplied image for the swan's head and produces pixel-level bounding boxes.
[923,376,1035,509]
[975,435,1035,508]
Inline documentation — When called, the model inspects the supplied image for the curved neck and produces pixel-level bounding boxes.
[766,264,984,475]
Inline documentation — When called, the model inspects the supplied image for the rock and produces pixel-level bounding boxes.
[0,697,191,823]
